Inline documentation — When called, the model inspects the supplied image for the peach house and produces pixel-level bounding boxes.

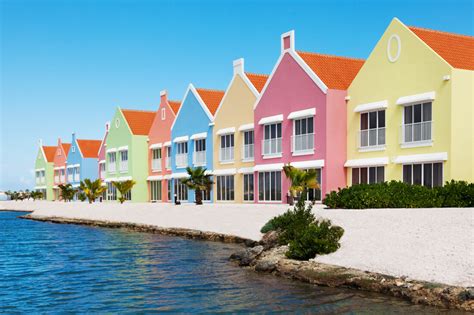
[147,90,181,202]
[52,138,71,200]
[253,30,364,203]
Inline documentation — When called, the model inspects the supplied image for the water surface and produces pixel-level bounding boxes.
[0,211,463,313]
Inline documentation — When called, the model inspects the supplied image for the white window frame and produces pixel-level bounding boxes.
[291,116,314,155]
[150,180,162,202]
[358,110,386,151]
[165,146,172,170]
[108,152,117,173]
[258,171,282,202]
[401,102,433,148]
[402,162,443,188]
[175,142,188,168]
[193,139,206,166]
[216,175,234,201]
[152,148,162,172]
[243,173,254,202]
[119,150,128,173]
[351,166,385,185]
[242,130,254,161]
[220,134,234,163]
[161,108,166,120]
[262,123,282,158]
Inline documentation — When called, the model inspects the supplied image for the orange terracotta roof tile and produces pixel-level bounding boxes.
[168,100,181,115]
[62,143,71,157]
[77,139,102,158]
[42,146,57,162]
[195,88,225,116]
[297,51,365,90]
[245,73,269,92]
[121,109,156,135]
[409,26,474,70]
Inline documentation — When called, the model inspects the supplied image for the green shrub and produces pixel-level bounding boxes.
[436,180,474,207]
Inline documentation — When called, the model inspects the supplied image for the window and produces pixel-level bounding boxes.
[216,175,234,201]
[167,180,172,202]
[123,190,132,201]
[119,150,128,172]
[41,171,45,184]
[193,139,206,166]
[242,130,254,160]
[403,162,442,188]
[67,167,74,182]
[403,102,432,143]
[150,181,162,201]
[243,174,254,202]
[201,188,211,202]
[57,149,61,156]
[161,108,166,120]
[258,171,281,202]
[304,169,322,201]
[71,146,75,153]
[100,162,106,179]
[35,171,40,184]
[292,117,314,153]
[107,182,117,201]
[263,123,282,156]
[352,167,384,185]
[220,134,234,162]
[152,148,162,171]
[175,142,188,168]
[174,179,188,201]
[108,152,116,173]
[54,170,59,183]
[360,110,385,148]
[74,166,80,182]
[166,146,172,169]
[60,169,65,182]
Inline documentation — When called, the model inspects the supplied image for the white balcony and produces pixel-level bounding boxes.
[262,138,282,156]
[166,157,171,170]
[152,158,162,171]
[359,128,385,149]
[176,153,188,168]
[74,174,80,182]
[119,160,128,172]
[100,171,105,180]
[36,177,40,184]
[108,163,116,173]
[292,133,314,153]
[401,121,433,145]
[193,151,206,166]
[67,174,73,182]
[242,144,254,160]
[54,175,59,183]
[220,147,234,163]
[41,177,45,184]
[60,175,65,183]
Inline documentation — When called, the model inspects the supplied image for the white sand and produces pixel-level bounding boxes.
[1,201,473,287]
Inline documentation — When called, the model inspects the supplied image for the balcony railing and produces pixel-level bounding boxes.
[100,171,105,180]
[54,175,59,183]
[74,174,80,182]
[152,158,162,171]
[262,138,282,156]
[220,147,234,162]
[119,160,128,172]
[242,144,254,160]
[108,163,116,173]
[41,177,45,184]
[165,157,171,170]
[359,128,385,148]
[60,175,65,183]
[193,151,206,166]
[402,121,433,144]
[176,153,188,168]
[292,133,314,153]
[68,174,73,182]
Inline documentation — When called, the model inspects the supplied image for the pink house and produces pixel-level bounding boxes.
[253,30,364,203]
[98,122,110,183]
[52,138,71,200]
[147,90,181,202]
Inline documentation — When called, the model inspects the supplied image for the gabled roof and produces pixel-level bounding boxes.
[42,146,57,162]
[195,88,225,116]
[77,139,102,158]
[245,73,269,92]
[121,109,156,135]
[408,26,474,71]
[168,100,181,115]
[62,143,71,157]
[297,51,365,90]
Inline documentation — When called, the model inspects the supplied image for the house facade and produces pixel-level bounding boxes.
[52,138,71,200]
[212,58,268,203]
[170,84,224,203]
[253,30,364,203]
[147,90,181,202]
[34,141,56,200]
[98,122,110,184]
[105,108,155,202]
[346,18,474,187]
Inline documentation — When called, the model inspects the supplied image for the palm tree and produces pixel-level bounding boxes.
[283,164,320,204]
[79,179,106,204]
[58,184,76,202]
[181,166,213,205]
[112,180,136,204]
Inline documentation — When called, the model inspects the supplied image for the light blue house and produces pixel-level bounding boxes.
[66,133,102,193]
[170,84,224,203]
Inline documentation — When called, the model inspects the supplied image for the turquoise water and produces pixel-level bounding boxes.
[0,211,463,313]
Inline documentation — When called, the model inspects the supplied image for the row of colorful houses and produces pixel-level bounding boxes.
[34,18,474,203]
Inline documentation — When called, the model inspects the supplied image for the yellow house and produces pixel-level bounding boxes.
[212,58,268,202]
[346,18,474,187]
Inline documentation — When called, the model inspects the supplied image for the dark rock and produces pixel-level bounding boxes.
[230,245,264,266]
[260,230,280,249]
[255,260,276,273]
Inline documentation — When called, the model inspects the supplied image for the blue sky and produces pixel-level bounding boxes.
[1,0,472,190]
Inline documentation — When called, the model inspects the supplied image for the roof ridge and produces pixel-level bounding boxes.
[408,26,474,40]
[195,87,225,93]
[297,50,365,62]
[121,108,156,113]
[245,72,269,78]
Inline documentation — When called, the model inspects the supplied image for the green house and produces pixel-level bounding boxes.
[34,141,56,200]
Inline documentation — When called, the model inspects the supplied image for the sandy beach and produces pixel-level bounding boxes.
[1,200,473,287]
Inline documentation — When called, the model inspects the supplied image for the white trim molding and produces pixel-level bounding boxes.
[172,172,190,179]
[392,152,447,164]
[163,174,172,180]
[216,127,235,136]
[190,132,207,140]
[238,167,254,174]
[149,143,162,149]
[258,114,284,125]
[287,108,316,120]
[354,100,388,113]
[35,168,46,172]
[163,141,171,147]
[106,148,117,153]
[173,136,189,143]
[147,175,163,181]
[212,168,237,176]
[344,157,389,168]
[291,160,325,169]
[396,91,435,106]
[99,160,106,164]
[118,146,128,151]
[254,163,284,172]
[34,186,47,189]
[105,176,133,183]
[238,123,254,132]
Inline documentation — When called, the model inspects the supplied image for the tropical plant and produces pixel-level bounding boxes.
[112,180,136,204]
[283,164,320,204]
[58,184,76,202]
[181,166,213,205]
[30,191,44,201]
[79,179,107,204]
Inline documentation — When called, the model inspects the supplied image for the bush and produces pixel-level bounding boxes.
[323,180,474,209]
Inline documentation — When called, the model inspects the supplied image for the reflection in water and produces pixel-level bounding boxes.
[0,211,462,313]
